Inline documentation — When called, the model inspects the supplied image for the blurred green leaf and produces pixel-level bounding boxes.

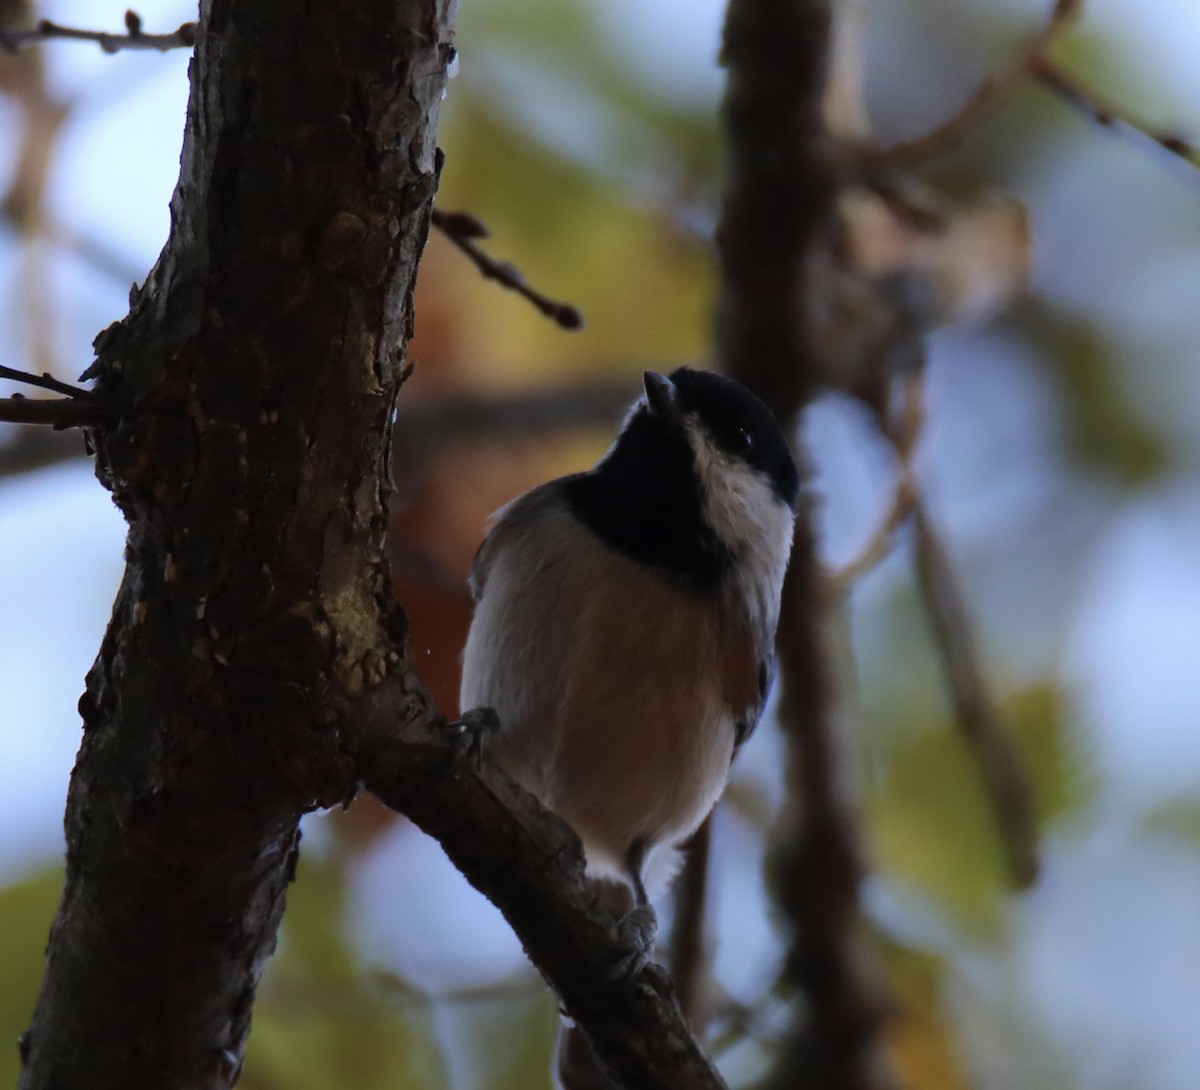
[461,991,559,1090]
[1018,301,1169,485]
[0,869,61,1090]
[870,717,1010,930]
[244,1004,444,1090]
[1004,681,1093,822]
[272,853,355,979]
[869,681,1085,929]
[241,854,447,1090]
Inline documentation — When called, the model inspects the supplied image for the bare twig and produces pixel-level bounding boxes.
[0,10,197,55]
[911,500,1040,887]
[430,207,585,331]
[828,377,925,593]
[865,0,1083,170]
[0,396,104,429]
[668,818,713,1028]
[0,363,100,402]
[1033,56,1200,182]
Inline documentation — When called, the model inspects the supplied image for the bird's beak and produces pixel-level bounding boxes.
[643,371,682,427]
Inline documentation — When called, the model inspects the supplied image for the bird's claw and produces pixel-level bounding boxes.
[606,903,657,982]
[441,706,500,771]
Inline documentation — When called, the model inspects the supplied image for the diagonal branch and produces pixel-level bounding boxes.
[830,370,1040,888]
[864,0,1083,171]
[350,699,727,1090]
[0,364,106,429]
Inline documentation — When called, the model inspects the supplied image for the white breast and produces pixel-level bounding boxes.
[460,490,746,892]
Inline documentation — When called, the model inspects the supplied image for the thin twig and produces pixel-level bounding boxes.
[911,499,1040,888]
[0,11,197,55]
[828,376,925,594]
[0,363,100,401]
[1033,56,1200,183]
[864,0,1083,171]
[0,396,104,429]
[430,207,585,331]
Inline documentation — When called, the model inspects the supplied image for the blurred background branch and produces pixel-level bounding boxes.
[866,0,1083,170]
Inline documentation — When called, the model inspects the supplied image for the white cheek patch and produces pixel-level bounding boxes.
[685,419,793,557]
[684,418,796,622]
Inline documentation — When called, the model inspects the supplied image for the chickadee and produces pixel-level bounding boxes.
[458,367,798,1083]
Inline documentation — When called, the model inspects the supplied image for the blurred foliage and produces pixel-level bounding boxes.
[241,851,559,1090]
[869,679,1088,931]
[241,856,448,1090]
[1141,796,1200,847]
[879,938,970,1090]
[423,0,720,385]
[1019,302,1169,486]
[0,869,61,1090]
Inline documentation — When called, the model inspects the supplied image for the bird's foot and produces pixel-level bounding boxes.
[606,903,657,982]
[440,706,500,771]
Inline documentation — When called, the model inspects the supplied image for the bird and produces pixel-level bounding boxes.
[457,366,799,1087]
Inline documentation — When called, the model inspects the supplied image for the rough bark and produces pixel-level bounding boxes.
[19,1,453,1085]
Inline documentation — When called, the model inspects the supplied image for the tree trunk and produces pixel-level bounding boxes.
[18,1,453,1085]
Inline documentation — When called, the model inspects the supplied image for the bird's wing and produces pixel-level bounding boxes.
[732,650,774,754]
[467,479,574,601]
